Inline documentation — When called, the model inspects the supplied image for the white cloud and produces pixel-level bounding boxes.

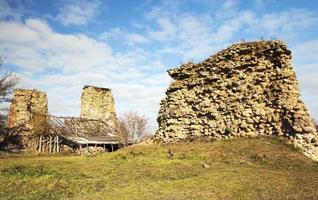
[0,19,115,72]
[148,17,177,41]
[250,9,318,39]
[147,13,220,60]
[251,0,274,8]
[0,0,25,20]
[144,1,257,60]
[56,0,101,26]
[99,27,122,40]
[125,33,149,44]
[299,73,318,93]
[293,39,318,64]
[215,0,238,19]
[144,2,318,62]
[290,39,318,120]
[0,17,170,130]
[99,27,149,45]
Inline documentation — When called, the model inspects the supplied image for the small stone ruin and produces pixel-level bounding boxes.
[81,85,117,128]
[155,40,318,161]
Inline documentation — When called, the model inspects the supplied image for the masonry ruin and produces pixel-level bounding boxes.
[8,86,118,153]
[155,40,318,161]
[9,89,48,149]
[81,85,117,128]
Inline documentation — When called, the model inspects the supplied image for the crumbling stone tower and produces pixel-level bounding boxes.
[80,85,117,128]
[155,40,318,161]
[9,89,48,149]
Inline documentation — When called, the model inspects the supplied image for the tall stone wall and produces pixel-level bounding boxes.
[155,40,318,161]
[80,85,117,128]
[9,89,48,149]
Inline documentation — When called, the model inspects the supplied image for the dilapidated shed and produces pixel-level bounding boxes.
[7,86,119,154]
[42,115,119,154]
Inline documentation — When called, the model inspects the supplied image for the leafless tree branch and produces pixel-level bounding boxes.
[0,56,19,150]
[115,111,150,146]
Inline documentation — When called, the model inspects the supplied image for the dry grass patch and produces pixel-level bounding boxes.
[1,136,318,200]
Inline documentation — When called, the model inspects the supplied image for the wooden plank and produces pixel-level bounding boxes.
[46,138,49,153]
[54,136,57,153]
[49,136,52,153]
[57,136,60,153]
[38,136,42,153]
[52,136,54,153]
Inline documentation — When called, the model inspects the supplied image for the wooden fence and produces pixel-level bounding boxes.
[38,135,61,153]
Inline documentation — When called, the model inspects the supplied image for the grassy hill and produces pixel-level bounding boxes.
[1,136,318,200]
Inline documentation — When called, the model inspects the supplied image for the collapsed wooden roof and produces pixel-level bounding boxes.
[67,136,119,145]
[48,115,117,140]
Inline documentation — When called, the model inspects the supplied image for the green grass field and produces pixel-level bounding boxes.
[1,136,318,200]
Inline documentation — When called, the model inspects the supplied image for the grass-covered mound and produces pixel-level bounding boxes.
[1,136,318,200]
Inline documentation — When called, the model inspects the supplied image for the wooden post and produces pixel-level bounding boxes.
[41,138,45,153]
[54,136,57,153]
[57,136,60,153]
[111,144,113,152]
[42,138,45,153]
[38,136,42,153]
[53,136,55,153]
[46,138,49,153]
[49,136,52,153]
[79,145,82,155]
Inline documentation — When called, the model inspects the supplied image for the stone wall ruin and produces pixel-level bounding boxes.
[80,85,117,128]
[9,89,48,149]
[155,40,318,161]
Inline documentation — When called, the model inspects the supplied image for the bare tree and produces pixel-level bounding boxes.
[0,56,16,104]
[115,118,129,146]
[0,56,18,150]
[115,111,150,146]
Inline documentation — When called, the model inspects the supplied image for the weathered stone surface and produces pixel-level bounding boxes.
[9,89,48,149]
[80,85,117,128]
[155,40,318,161]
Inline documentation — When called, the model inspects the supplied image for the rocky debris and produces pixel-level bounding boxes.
[168,148,174,159]
[155,40,318,161]
[202,163,210,168]
[79,146,105,156]
[9,89,48,150]
[80,85,117,128]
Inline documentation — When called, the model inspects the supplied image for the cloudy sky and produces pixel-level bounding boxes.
[1,0,318,131]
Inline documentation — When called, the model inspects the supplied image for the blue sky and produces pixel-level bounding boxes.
[1,0,318,131]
